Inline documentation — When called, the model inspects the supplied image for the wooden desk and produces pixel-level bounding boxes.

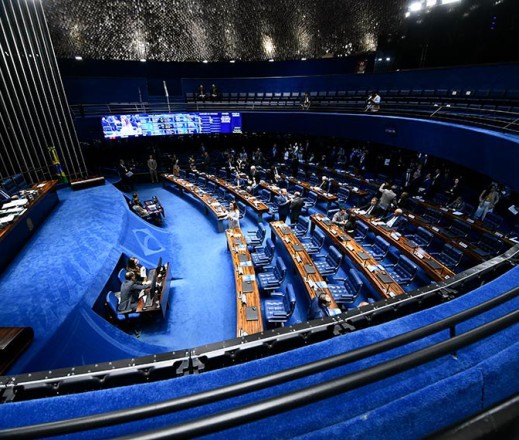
[283,175,338,208]
[136,262,170,318]
[226,228,264,336]
[355,213,454,281]
[310,214,405,299]
[270,220,341,313]
[162,174,228,232]
[414,199,515,249]
[0,327,33,375]
[404,212,486,263]
[259,181,284,198]
[0,180,59,272]
[193,170,270,220]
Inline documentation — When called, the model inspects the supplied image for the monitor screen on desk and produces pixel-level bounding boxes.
[101,112,242,139]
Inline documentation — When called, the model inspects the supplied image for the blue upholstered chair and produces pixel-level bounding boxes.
[328,269,364,306]
[364,236,391,261]
[292,217,310,237]
[106,291,140,323]
[386,255,418,286]
[337,186,350,205]
[118,268,126,284]
[251,238,276,270]
[472,232,504,257]
[444,219,471,239]
[406,226,433,249]
[237,201,247,219]
[264,284,296,325]
[258,257,287,293]
[303,192,318,214]
[301,229,326,255]
[246,223,266,248]
[483,212,503,230]
[313,246,343,277]
[258,189,272,203]
[354,221,369,242]
[430,243,463,269]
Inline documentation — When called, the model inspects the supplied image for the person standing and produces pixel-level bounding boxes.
[290,192,305,224]
[277,189,291,223]
[227,201,241,229]
[474,184,500,221]
[147,155,158,183]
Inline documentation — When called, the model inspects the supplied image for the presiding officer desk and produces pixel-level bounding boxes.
[310,214,405,299]
[192,170,270,220]
[226,228,264,336]
[270,220,341,315]
[135,261,170,318]
[355,212,455,281]
[0,180,59,272]
[162,174,228,232]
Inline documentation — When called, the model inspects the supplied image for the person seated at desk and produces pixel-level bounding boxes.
[132,202,149,219]
[357,197,379,216]
[344,212,357,234]
[317,176,330,191]
[308,293,332,320]
[446,196,465,212]
[118,271,149,313]
[381,208,406,230]
[127,256,146,281]
[332,207,349,229]
[132,192,141,206]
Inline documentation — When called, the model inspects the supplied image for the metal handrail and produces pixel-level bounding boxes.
[2,284,519,439]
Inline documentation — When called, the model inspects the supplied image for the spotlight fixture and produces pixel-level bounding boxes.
[301,57,307,61]
[140,59,146,62]
[202,60,208,63]
[268,59,274,62]
[74,56,83,61]
[386,57,391,61]
[229,60,236,63]
[409,1,422,12]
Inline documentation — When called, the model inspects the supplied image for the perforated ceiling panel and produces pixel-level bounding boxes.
[43,0,404,62]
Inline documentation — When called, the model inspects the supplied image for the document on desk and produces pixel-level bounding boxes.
[0,214,15,225]
[2,199,28,209]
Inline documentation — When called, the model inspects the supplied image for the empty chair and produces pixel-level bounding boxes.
[386,255,418,285]
[207,181,218,196]
[293,184,305,195]
[292,216,310,237]
[246,223,266,248]
[354,221,369,242]
[430,243,463,269]
[197,176,207,189]
[301,229,326,255]
[313,245,343,277]
[264,284,296,325]
[106,291,140,323]
[444,219,471,238]
[337,186,350,204]
[407,226,434,249]
[303,192,318,214]
[216,186,227,204]
[483,212,503,230]
[12,173,28,190]
[328,269,364,306]
[258,189,272,203]
[364,236,391,261]
[308,174,320,185]
[472,232,504,257]
[237,201,247,219]
[258,257,287,292]
[251,238,276,270]
[422,208,443,224]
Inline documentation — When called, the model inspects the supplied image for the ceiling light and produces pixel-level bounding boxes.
[202,60,208,63]
[74,56,83,61]
[140,59,146,62]
[409,1,423,12]
[301,57,307,61]
[426,0,437,6]
[268,59,274,62]
[230,60,235,63]
[441,0,461,4]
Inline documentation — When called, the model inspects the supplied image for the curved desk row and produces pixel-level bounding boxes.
[0,180,59,272]
[270,220,341,313]
[310,214,405,299]
[162,174,228,232]
[226,228,264,336]
[355,212,454,281]
[192,170,270,219]
[282,175,339,208]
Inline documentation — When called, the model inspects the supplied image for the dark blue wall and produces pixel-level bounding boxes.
[243,111,519,192]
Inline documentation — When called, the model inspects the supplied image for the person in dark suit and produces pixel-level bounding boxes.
[118,272,148,312]
[290,192,305,224]
[127,257,146,281]
[381,208,406,230]
[358,197,380,216]
[308,293,332,320]
[277,189,291,222]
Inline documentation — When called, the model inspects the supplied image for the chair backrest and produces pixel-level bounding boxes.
[398,255,418,277]
[347,268,363,294]
[313,229,326,246]
[357,221,369,237]
[451,219,470,236]
[118,268,126,284]
[198,176,206,187]
[284,284,297,315]
[375,236,390,253]
[443,243,463,263]
[257,223,266,239]
[307,192,318,203]
[327,246,343,268]
[297,216,310,232]
[106,291,120,316]
[338,187,350,199]
[259,189,271,201]
[265,238,275,258]
[417,226,433,243]
[274,257,287,280]
[237,201,247,216]
[480,233,503,252]
[294,184,305,195]
[484,212,503,229]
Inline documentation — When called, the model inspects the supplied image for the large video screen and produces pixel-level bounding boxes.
[101,112,242,139]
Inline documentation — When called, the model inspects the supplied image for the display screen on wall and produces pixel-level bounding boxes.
[101,112,242,139]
